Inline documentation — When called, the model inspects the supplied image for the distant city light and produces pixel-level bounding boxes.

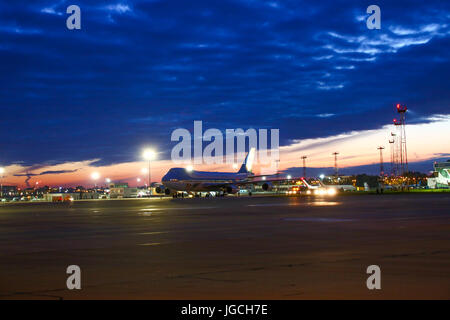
[287,175,292,179]
[319,174,325,179]
[105,178,111,183]
[262,176,266,181]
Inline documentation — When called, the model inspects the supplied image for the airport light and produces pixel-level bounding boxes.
[91,172,100,188]
[319,174,325,180]
[142,148,156,192]
[106,178,111,184]
[287,175,292,180]
[0,167,4,198]
[91,172,100,180]
[142,149,156,161]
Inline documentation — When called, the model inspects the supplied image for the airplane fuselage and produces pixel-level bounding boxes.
[162,168,251,192]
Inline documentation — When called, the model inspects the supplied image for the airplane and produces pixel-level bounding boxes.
[158,148,337,197]
[318,179,356,192]
[301,177,337,196]
[315,176,357,192]
[300,177,321,190]
[158,148,265,197]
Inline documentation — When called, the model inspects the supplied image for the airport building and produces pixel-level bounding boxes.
[427,160,450,189]
[44,192,100,202]
[0,185,18,197]
[109,183,139,198]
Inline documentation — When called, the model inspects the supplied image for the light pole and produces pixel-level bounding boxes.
[142,149,156,193]
[301,156,307,178]
[332,152,339,178]
[91,172,100,189]
[377,146,385,176]
[0,167,4,198]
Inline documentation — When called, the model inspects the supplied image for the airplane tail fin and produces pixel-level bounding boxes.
[301,177,312,188]
[238,148,256,173]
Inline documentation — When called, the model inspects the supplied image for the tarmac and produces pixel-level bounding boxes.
[0,193,449,299]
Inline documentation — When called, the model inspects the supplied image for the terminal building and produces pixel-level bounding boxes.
[109,183,139,198]
[427,160,450,189]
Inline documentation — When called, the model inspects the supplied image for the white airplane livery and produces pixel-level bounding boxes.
[160,148,259,195]
[158,148,338,197]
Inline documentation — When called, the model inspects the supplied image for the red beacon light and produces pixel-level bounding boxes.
[396,103,407,113]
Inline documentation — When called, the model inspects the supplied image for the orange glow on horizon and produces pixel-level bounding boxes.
[2,114,450,187]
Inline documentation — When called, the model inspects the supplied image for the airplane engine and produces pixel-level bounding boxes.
[155,186,165,194]
[225,185,239,194]
[262,182,274,191]
[164,188,171,195]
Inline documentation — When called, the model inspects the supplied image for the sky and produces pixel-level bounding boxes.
[0,0,449,187]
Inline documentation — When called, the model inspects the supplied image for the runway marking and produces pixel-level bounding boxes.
[165,206,219,210]
[137,231,169,235]
[247,203,298,207]
[282,217,355,222]
[138,242,162,246]
[138,208,163,216]
[137,212,156,216]
[247,202,341,207]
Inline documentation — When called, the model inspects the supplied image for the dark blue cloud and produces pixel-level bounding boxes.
[0,0,449,166]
